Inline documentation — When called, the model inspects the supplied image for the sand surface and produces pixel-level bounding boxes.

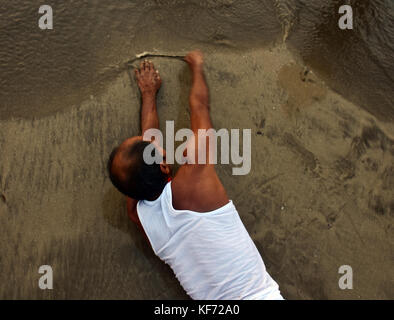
[0,1,393,300]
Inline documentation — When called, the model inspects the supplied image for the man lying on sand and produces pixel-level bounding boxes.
[107,50,283,300]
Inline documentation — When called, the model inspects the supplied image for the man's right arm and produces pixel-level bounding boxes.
[187,53,212,133]
[171,51,229,212]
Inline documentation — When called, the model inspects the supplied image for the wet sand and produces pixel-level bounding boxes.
[0,1,393,299]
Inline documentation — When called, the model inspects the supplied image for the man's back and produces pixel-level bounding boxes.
[137,182,283,300]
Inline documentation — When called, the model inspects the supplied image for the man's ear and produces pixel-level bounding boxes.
[160,163,171,176]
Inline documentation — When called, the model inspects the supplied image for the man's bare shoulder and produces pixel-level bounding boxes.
[171,165,229,213]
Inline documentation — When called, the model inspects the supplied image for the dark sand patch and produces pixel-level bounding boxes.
[278,63,327,117]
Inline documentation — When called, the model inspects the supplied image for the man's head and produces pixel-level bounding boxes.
[107,136,170,200]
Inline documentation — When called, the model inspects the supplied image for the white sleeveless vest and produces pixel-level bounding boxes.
[137,182,283,300]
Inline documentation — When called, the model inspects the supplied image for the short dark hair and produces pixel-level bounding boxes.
[107,140,167,200]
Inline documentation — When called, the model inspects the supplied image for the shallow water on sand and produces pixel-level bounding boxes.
[0,0,393,120]
[284,0,394,121]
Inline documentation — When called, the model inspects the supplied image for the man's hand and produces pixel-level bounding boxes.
[135,60,162,97]
[184,50,204,70]
[135,60,161,134]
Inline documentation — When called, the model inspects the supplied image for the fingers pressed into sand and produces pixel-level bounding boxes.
[135,60,162,94]
[148,60,154,71]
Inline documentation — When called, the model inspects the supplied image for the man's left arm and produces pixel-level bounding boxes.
[136,59,161,136]
[128,60,162,223]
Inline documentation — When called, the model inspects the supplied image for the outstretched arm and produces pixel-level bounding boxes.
[135,60,162,136]
[171,51,229,212]
[127,60,162,229]
[186,53,213,133]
